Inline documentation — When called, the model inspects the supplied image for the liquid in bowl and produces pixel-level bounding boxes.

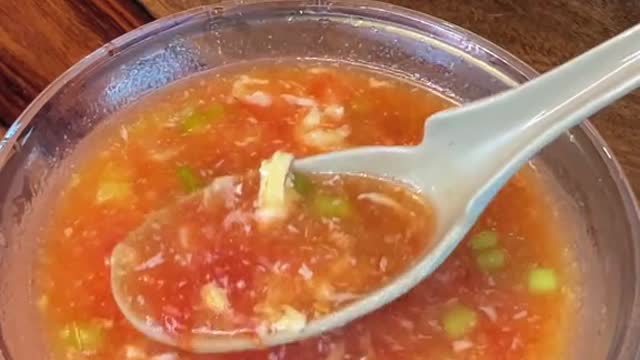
[34,62,578,359]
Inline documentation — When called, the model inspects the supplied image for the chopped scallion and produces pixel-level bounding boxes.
[59,321,104,354]
[312,194,351,219]
[95,181,132,204]
[475,248,506,271]
[292,172,314,196]
[176,165,203,193]
[441,304,478,339]
[182,104,224,133]
[528,268,558,294]
[469,231,498,251]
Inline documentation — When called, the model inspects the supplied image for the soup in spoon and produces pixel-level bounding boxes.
[110,150,435,350]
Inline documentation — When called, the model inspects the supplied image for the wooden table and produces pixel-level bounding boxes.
[0,0,639,190]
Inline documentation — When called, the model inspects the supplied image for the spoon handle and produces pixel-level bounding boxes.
[424,24,640,217]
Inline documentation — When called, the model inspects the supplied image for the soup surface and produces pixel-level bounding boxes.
[36,62,577,360]
[111,163,435,346]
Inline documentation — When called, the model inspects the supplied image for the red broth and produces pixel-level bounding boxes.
[35,63,577,360]
[112,170,434,344]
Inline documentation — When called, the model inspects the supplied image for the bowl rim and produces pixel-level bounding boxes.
[1,0,639,358]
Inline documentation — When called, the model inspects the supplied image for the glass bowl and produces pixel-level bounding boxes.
[1,1,639,359]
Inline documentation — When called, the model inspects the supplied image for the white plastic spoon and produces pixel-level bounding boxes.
[112,24,640,353]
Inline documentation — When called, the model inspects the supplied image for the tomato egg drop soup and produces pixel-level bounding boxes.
[36,62,578,360]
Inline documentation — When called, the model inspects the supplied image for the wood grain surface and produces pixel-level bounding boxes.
[139,0,214,17]
[1,0,639,194]
[0,0,153,127]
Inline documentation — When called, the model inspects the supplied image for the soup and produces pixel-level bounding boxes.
[111,161,435,347]
[35,63,577,359]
